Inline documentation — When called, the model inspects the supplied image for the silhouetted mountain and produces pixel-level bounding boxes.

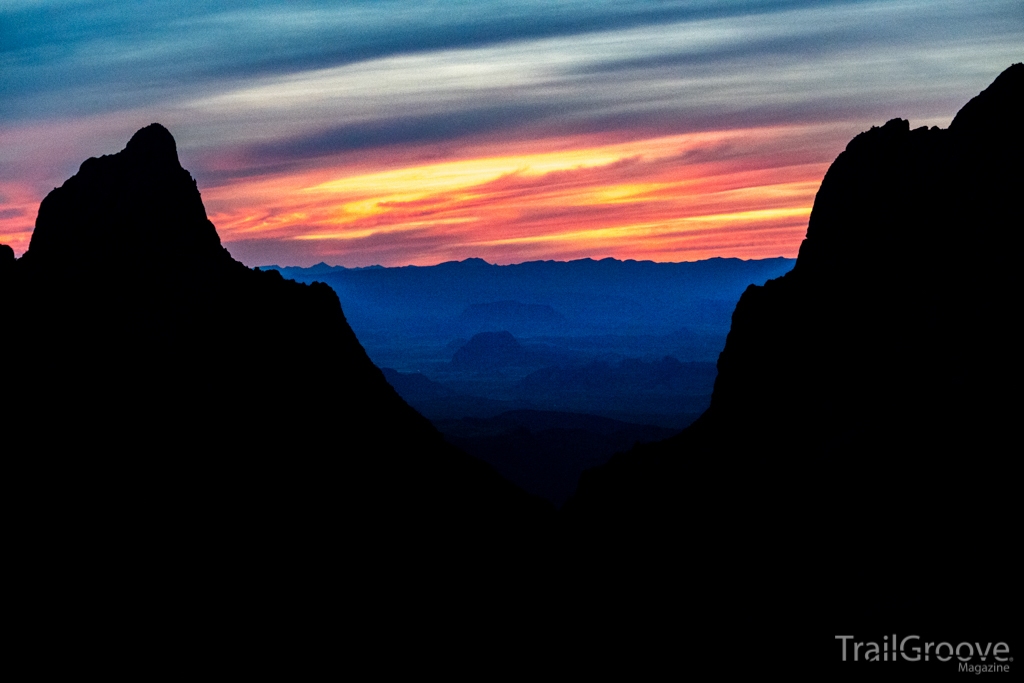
[1,124,550,618]
[565,65,1023,641]
[451,330,528,369]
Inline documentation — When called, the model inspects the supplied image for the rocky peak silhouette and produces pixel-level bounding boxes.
[949,62,1022,135]
[2,125,550,622]
[123,122,181,166]
[24,122,227,275]
[565,64,1022,636]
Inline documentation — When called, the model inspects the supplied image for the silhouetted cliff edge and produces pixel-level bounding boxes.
[1,124,549,621]
[565,65,1022,634]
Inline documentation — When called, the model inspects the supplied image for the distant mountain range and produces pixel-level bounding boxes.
[263,250,794,457]
[261,255,795,344]
[264,245,794,488]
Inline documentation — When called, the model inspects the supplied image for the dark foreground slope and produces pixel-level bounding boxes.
[1,125,549,618]
[566,65,1022,637]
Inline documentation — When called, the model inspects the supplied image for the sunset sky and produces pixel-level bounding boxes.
[2,1,1021,267]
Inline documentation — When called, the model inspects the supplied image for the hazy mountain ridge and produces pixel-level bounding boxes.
[264,254,793,455]
[385,328,714,427]
[259,255,795,343]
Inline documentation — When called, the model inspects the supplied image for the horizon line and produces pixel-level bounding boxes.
[256,254,799,271]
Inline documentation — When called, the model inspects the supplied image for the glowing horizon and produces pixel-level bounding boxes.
[199,126,825,267]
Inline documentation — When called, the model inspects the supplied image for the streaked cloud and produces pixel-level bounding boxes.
[204,127,828,266]
[1,0,1021,263]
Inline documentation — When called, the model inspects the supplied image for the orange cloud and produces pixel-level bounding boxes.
[204,125,834,266]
